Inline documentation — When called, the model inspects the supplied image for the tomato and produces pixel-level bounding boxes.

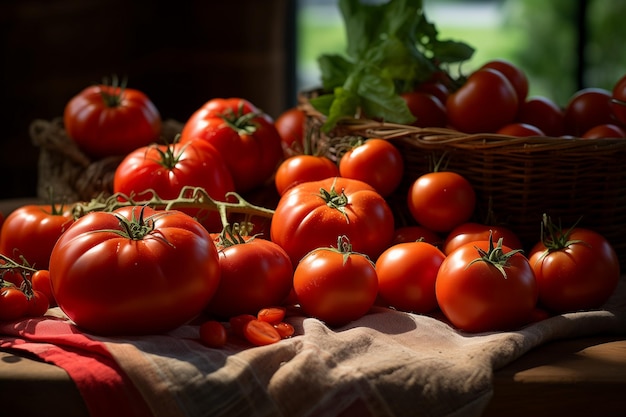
[338,139,404,197]
[415,81,450,105]
[243,319,282,346]
[480,59,529,103]
[407,171,476,233]
[270,177,395,265]
[516,96,565,137]
[0,284,28,321]
[401,91,447,128]
[610,74,626,126]
[113,139,235,232]
[205,234,293,319]
[496,122,545,137]
[375,241,445,313]
[49,206,221,335]
[274,154,339,196]
[199,320,228,348]
[528,222,619,313]
[31,269,55,306]
[179,98,284,193]
[293,237,379,326]
[275,107,306,152]
[0,204,74,270]
[443,222,523,256]
[273,321,295,339]
[564,88,614,136]
[25,289,49,317]
[229,314,256,338]
[582,123,626,138]
[257,306,286,324]
[436,238,538,332]
[63,80,161,159]
[446,68,519,133]
[391,225,442,247]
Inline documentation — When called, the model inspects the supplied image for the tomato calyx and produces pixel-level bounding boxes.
[98,75,127,108]
[215,223,257,249]
[467,234,523,279]
[0,253,39,300]
[219,102,261,136]
[535,214,586,262]
[110,206,165,241]
[151,138,190,170]
[308,235,373,266]
[318,183,350,223]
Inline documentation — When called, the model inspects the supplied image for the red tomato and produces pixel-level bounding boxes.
[179,98,284,193]
[63,81,161,159]
[564,88,614,136]
[610,74,626,126]
[243,319,282,346]
[447,68,519,133]
[407,171,476,233]
[293,237,379,326]
[516,96,565,137]
[273,322,295,338]
[496,122,545,137]
[0,204,74,270]
[375,241,446,313]
[229,314,256,338]
[199,320,228,348]
[113,140,235,233]
[400,91,447,128]
[270,177,395,265]
[480,59,529,103]
[391,225,442,247]
[416,81,450,105]
[257,306,287,324]
[25,289,49,317]
[0,284,29,321]
[436,239,538,332]
[31,269,55,306]
[338,139,404,197]
[582,123,626,138]
[528,225,619,313]
[49,206,221,335]
[275,107,306,151]
[443,222,523,255]
[205,236,293,319]
[274,154,339,196]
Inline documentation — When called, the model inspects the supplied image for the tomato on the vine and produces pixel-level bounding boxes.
[436,238,538,333]
[293,236,378,327]
[63,78,161,159]
[274,154,339,196]
[0,203,74,270]
[338,138,404,197]
[49,206,221,335]
[270,177,395,265]
[0,283,29,321]
[113,139,235,233]
[31,269,55,306]
[179,98,284,193]
[25,289,49,317]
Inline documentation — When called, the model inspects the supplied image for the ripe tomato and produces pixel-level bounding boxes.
[564,88,614,136]
[447,68,519,133]
[400,91,447,128]
[436,238,538,332]
[338,139,404,197]
[274,154,339,196]
[293,236,378,326]
[31,269,55,306]
[257,306,286,324]
[49,206,221,335]
[528,224,619,313]
[0,204,74,270]
[391,225,442,247]
[63,80,161,159]
[443,222,523,255]
[25,289,49,317]
[375,241,446,313]
[205,235,293,319]
[407,171,476,233]
[243,319,282,346]
[179,98,284,193]
[610,74,626,126]
[480,59,529,103]
[199,320,228,348]
[516,96,565,137]
[0,284,29,321]
[496,122,545,137]
[275,107,306,151]
[415,81,450,105]
[113,140,235,232]
[581,123,626,138]
[270,177,395,265]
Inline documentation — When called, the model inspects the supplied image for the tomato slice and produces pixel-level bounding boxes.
[257,306,286,324]
[229,314,256,338]
[243,319,281,346]
[273,322,295,339]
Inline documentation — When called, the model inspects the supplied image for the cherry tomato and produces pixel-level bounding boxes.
[564,88,614,136]
[338,139,404,197]
[480,59,529,103]
[274,154,339,196]
[229,314,256,338]
[436,238,538,333]
[407,171,476,233]
[31,269,55,306]
[415,81,450,105]
[257,306,287,324]
[496,122,545,137]
[243,319,282,346]
[273,322,295,339]
[199,320,228,348]
[63,80,161,159]
[0,285,29,321]
[610,74,626,126]
[25,289,49,317]
[581,123,626,138]
[375,241,446,313]
[447,68,519,133]
[275,107,306,151]
[516,96,565,137]
[443,222,523,256]
[401,91,447,128]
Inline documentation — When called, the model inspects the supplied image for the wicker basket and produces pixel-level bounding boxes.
[30,118,183,203]
[299,91,626,269]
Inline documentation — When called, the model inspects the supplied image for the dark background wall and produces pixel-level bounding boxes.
[0,0,296,199]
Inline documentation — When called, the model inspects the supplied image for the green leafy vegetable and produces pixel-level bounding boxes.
[310,0,475,132]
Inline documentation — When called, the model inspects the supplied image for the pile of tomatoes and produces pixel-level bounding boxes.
[0,63,623,348]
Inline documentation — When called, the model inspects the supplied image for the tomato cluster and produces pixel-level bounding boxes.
[0,259,51,322]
